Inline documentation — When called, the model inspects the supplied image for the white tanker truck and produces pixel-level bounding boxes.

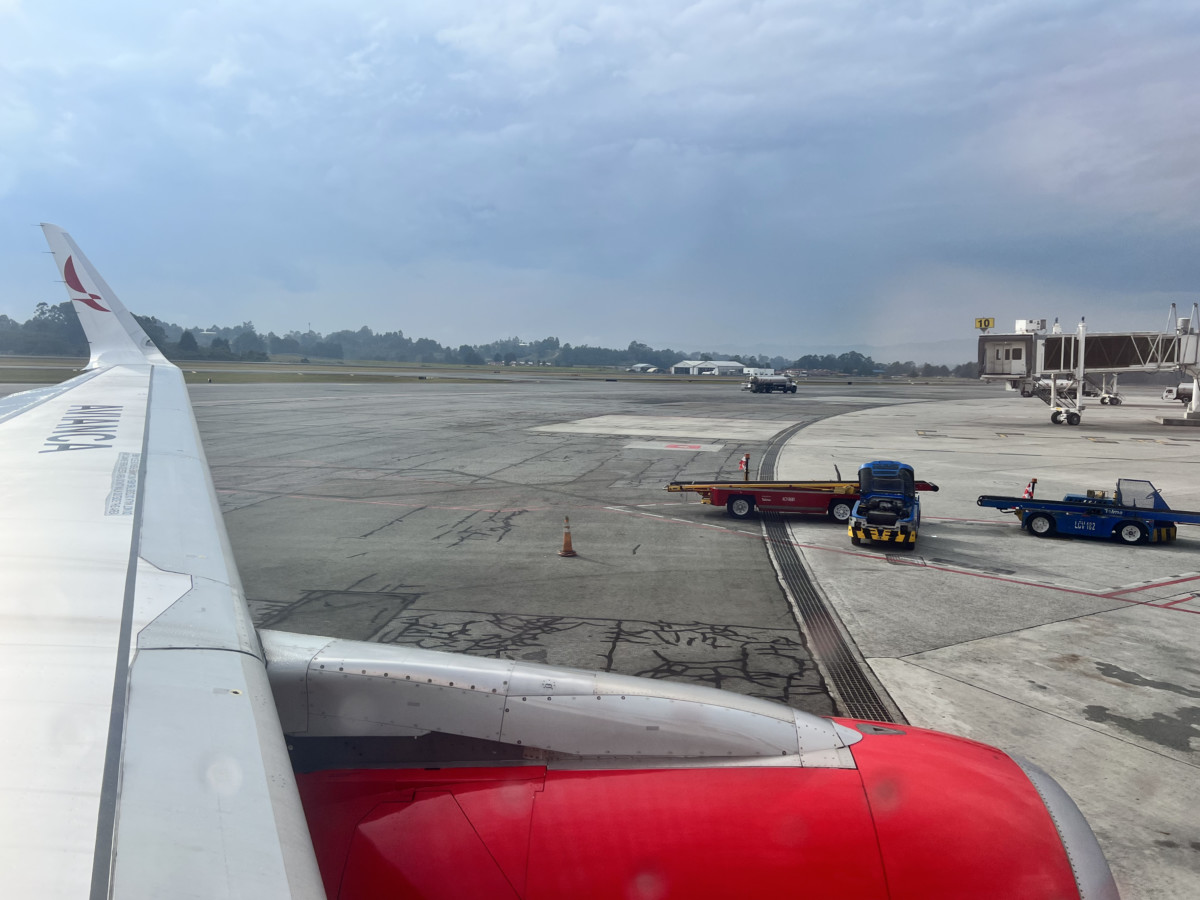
[743,374,797,394]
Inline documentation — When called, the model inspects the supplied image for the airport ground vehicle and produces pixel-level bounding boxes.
[668,473,938,521]
[1163,383,1194,404]
[1,227,1118,900]
[848,460,928,548]
[977,478,1200,544]
[743,374,797,393]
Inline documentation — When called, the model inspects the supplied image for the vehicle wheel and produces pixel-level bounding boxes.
[850,535,862,546]
[727,495,755,519]
[1109,396,1122,406]
[1100,396,1109,405]
[1066,412,1081,426]
[1027,513,1055,537]
[1116,522,1148,545]
[1050,411,1063,424]
[829,500,853,523]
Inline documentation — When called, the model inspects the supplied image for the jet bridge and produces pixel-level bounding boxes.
[978,307,1200,425]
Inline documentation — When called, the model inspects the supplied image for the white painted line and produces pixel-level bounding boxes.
[535,415,797,441]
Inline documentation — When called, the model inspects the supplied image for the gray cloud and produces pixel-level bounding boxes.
[1,1,1198,360]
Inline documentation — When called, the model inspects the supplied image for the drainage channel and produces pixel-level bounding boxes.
[758,422,901,723]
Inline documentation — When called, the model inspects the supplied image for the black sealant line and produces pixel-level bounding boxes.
[758,421,898,723]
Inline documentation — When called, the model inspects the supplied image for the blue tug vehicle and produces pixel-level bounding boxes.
[977,478,1200,544]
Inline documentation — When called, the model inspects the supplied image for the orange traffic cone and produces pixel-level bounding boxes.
[558,516,578,557]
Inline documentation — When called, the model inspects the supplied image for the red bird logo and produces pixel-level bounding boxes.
[63,256,111,312]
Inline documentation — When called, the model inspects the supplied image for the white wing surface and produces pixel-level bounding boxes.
[0,227,324,899]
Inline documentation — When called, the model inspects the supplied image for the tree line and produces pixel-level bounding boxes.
[0,302,976,377]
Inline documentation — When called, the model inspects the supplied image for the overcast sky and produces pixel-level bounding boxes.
[2,1,1199,361]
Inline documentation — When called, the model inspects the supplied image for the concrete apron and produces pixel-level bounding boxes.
[775,388,1200,900]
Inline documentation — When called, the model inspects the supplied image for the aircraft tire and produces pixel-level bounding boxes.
[727,496,755,519]
[1027,513,1056,537]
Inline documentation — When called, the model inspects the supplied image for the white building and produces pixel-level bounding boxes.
[671,359,747,375]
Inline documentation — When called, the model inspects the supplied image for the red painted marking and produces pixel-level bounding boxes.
[1101,574,1200,598]
[664,443,702,449]
[1158,595,1196,608]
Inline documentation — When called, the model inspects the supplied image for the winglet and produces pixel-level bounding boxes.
[41,224,171,368]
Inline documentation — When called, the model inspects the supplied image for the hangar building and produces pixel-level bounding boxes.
[671,360,747,375]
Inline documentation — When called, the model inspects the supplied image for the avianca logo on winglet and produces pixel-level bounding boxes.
[63,256,110,312]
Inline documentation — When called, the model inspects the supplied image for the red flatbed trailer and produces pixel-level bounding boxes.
[666,478,939,521]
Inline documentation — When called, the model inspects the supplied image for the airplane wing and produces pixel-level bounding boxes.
[2,227,1118,899]
[0,226,324,899]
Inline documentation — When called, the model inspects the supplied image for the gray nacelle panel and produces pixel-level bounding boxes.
[261,631,859,767]
[497,692,800,759]
[308,671,507,740]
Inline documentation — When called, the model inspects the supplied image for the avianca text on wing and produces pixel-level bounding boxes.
[41,405,123,453]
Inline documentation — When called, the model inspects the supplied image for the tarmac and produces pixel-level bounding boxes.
[777,387,1200,898]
